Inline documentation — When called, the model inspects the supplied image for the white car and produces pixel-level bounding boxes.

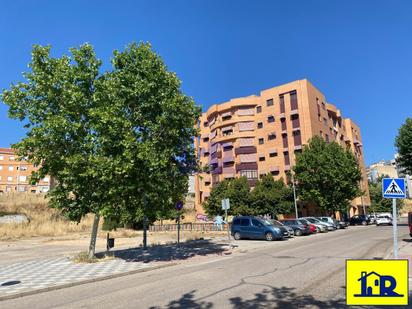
[376,215,392,226]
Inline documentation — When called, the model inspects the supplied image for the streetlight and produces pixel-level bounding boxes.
[291,171,299,219]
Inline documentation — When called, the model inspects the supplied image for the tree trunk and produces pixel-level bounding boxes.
[88,214,100,258]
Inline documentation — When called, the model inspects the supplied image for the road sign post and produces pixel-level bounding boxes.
[382,178,406,259]
[221,198,230,243]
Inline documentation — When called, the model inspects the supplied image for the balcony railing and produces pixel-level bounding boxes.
[235,146,257,155]
[236,162,258,172]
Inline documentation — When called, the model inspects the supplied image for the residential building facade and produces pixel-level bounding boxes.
[367,160,398,183]
[0,147,51,193]
[194,79,370,218]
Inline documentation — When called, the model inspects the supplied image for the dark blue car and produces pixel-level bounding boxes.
[231,216,284,241]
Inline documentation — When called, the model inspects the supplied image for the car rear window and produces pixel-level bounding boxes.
[240,219,249,226]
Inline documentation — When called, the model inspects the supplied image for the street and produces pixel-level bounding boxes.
[2,223,410,309]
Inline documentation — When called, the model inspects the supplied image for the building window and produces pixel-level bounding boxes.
[282,134,288,148]
[257,122,263,129]
[321,102,326,110]
[284,152,290,165]
[268,133,276,141]
[281,118,287,131]
[7,176,13,182]
[279,94,285,113]
[325,134,330,143]
[256,106,262,113]
[269,151,277,158]
[19,175,27,182]
[266,99,274,107]
[240,170,258,180]
[290,90,298,110]
[0,155,3,160]
[20,166,28,171]
[8,166,13,171]
[259,156,265,161]
[203,137,209,142]
[291,114,300,129]
[293,131,302,146]
[267,116,275,123]
[43,177,50,183]
[323,117,327,126]
[203,121,208,127]
[0,166,2,171]
[9,156,15,161]
[259,138,264,145]
[18,186,27,192]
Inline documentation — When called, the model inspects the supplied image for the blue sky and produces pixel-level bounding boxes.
[1,0,411,165]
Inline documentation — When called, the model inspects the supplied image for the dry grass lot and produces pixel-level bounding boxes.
[0,193,224,243]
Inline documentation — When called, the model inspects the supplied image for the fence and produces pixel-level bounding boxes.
[149,222,230,232]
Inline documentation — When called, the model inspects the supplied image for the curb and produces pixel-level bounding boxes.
[0,262,177,302]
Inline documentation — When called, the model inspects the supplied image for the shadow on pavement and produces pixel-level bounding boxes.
[402,238,412,243]
[147,287,411,309]
[96,239,229,263]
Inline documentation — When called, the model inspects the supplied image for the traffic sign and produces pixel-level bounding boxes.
[221,198,230,210]
[382,178,406,199]
[176,201,184,211]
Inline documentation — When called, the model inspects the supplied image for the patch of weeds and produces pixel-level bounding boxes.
[72,251,98,263]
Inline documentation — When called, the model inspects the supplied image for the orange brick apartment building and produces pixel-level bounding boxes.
[0,148,51,193]
[194,79,370,218]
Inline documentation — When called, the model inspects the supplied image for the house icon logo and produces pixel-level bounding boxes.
[346,260,409,306]
[354,271,403,297]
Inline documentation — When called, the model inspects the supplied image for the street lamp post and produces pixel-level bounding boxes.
[292,172,298,219]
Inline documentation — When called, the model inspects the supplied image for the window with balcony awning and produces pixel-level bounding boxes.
[221,111,232,118]
[209,130,217,139]
[239,138,254,147]
[237,107,255,116]
[239,153,257,163]
[238,122,254,131]
[221,126,233,132]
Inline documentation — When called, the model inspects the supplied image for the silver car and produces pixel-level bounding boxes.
[303,217,335,231]
[299,218,327,233]
[318,217,340,229]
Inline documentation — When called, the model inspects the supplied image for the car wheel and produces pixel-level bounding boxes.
[295,229,302,236]
[361,221,367,226]
[376,223,379,226]
[265,232,274,241]
[233,232,241,240]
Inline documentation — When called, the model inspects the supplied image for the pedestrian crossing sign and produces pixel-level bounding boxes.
[382,178,406,199]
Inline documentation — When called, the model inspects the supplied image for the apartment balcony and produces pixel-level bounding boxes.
[236,162,258,172]
[211,166,222,175]
[235,146,257,155]
[210,151,222,160]
[247,179,258,187]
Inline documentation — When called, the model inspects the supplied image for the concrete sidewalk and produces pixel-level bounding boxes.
[0,239,231,300]
[398,238,412,277]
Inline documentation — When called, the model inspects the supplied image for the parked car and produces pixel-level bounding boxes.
[335,219,348,229]
[368,214,377,224]
[270,220,294,238]
[280,219,311,236]
[318,217,340,229]
[308,223,318,234]
[301,217,331,232]
[408,212,412,237]
[349,215,370,226]
[376,215,392,226]
[231,216,284,241]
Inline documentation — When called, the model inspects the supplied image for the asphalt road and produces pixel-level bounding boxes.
[2,223,411,309]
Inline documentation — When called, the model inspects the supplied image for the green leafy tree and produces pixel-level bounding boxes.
[395,118,412,174]
[203,177,252,217]
[369,176,404,213]
[250,174,293,217]
[293,136,362,215]
[1,42,199,256]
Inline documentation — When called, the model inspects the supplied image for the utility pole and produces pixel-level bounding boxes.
[292,172,298,219]
[143,194,148,251]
